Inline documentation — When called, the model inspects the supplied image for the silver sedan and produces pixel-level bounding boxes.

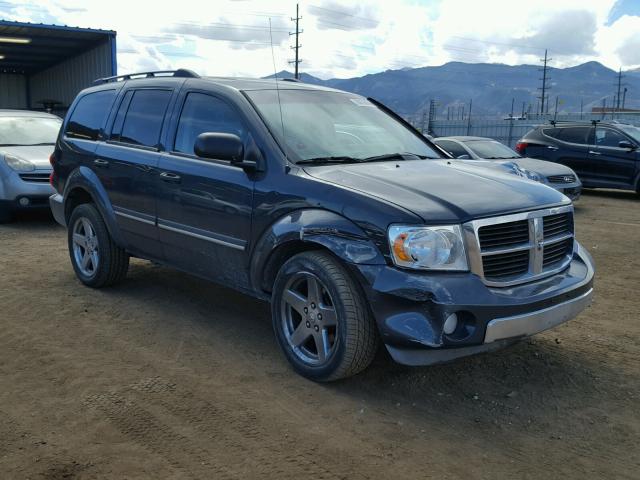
[0,110,61,222]
[433,136,582,201]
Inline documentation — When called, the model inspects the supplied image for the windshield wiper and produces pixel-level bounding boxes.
[360,152,430,162]
[296,156,363,165]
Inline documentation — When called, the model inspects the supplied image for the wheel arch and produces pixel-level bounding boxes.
[62,166,125,247]
[250,208,386,294]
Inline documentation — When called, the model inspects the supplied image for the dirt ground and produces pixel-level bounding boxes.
[0,190,638,480]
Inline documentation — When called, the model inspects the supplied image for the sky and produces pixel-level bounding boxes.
[1,0,640,79]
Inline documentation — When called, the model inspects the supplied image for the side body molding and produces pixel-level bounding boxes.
[250,209,386,293]
[62,166,126,247]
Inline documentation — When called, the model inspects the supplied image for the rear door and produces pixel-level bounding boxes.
[545,126,593,182]
[588,126,638,187]
[94,86,176,259]
[156,90,254,287]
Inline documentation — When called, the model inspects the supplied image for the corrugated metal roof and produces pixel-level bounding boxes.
[0,20,116,74]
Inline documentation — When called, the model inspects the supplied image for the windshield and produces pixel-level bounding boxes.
[464,140,520,159]
[0,116,62,146]
[245,89,441,163]
[617,124,640,143]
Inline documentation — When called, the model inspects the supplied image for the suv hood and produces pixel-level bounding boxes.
[0,145,54,169]
[512,157,577,177]
[303,159,568,224]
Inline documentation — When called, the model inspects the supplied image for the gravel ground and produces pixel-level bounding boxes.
[0,190,638,479]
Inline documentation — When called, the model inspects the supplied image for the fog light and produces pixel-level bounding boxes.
[18,197,30,207]
[443,313,458,335]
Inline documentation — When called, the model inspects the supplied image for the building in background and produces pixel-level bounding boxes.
[0,20,116,116]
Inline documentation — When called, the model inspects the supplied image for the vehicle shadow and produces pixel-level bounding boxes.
[102,260,626,434]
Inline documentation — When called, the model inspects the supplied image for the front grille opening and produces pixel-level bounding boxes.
[547,174,576,184]
[543,213,573,239]
[482,250,529,279]
[543,239,573,268]
[478,220,529,250]
[19,173,51,183]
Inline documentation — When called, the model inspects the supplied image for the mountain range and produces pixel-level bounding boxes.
[266,61,640,118]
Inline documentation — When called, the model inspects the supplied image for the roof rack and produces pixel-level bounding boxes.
[94,69,200,85]
[549,119,600,126]
[281,78,300,83]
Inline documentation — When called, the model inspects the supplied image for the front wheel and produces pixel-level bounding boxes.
[272,251,378,381]
[68,203,129,288]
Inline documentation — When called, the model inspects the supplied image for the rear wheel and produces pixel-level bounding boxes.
[272,251,378,381]
[68,204,129,288]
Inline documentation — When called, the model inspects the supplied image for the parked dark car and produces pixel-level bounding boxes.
[434,136,582,201]
[516,121,640,193]
[49,70,594,381]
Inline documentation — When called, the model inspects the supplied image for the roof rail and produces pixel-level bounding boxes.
[549,119,600,126]
[94,69,200,85]
[281,77,300,83]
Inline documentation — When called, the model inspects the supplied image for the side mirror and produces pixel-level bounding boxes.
[194,132,260,171]
[457,154,471,159]
[618,140,636,150]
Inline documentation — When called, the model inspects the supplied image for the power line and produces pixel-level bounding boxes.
[307,4,378,25]
[289,3,302,79]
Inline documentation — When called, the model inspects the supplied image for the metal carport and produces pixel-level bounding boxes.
[0,20,116,115]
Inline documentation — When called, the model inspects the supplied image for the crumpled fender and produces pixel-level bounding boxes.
[63,166,126,247]
[250,208,386,292]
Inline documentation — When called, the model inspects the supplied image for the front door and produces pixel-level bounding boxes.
[551,126,593,181]
[587,126,639,188]
[156,91,254,288]
[94,88,174,259]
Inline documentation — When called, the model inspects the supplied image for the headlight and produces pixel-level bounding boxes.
[3,154,35,172]
[388,225,468,271]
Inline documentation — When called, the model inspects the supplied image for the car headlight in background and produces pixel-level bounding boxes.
[3,154,36,172]
[388,225,468,271]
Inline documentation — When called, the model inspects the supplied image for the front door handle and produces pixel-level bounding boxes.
[160,171,181,183]
[588,150,601,155]
[94,158,110,168]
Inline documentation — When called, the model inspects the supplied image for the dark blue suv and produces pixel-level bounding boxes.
[50,70,594,381]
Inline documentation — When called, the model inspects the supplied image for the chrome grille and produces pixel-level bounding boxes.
[464,205,575,287]
[547,174,576,184]
[19,172,50,183]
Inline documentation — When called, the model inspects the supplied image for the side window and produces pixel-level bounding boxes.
[542,128,560,138]
[109,90,134,140]
[117,89,172,148]
[595,128,627,148]
[65,90,116,141]
[436,140,468,158]
[556,127,590,144]
[174,92,246,155]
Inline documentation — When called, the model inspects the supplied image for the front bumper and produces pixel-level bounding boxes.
[351,242,594,366]
[0,169,54,210]
[547,181,582,201]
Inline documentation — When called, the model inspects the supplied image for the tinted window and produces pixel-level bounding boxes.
[118,89,171,148]
[65,90,116,141]
[556,127,591,144]
[435,140,468,158]
[542,128,560,138]
[110,90,134,140]
[174,93,246,155]
[595,127,627,148]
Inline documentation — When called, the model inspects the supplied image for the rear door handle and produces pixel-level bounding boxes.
[94,158,110,168]
[588,150,601,155]
[160,171,181,183]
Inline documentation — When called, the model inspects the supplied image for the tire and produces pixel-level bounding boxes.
[68,203,129,288]
[272,251,378,381]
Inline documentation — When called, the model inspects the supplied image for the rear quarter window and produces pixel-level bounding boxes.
[65,90,116,141]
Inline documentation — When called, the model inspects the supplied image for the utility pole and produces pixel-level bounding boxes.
[622,87,628,110]
[538,49,551,115]
[289,3,302,79]
[616,68,623,111]
[466,99,472,135]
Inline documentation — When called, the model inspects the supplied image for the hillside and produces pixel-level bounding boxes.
[266,61,640,117]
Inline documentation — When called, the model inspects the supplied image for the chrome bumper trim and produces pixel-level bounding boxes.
[484,288,593,343]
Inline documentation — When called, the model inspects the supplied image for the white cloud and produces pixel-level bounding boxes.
[0,0,638,78]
